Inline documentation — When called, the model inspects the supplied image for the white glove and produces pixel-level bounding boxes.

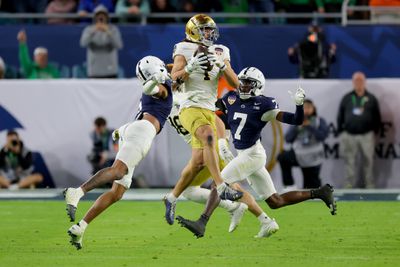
[207,53,227,71]
[218,138,234,163]
[112,129,119,142]
[184,52,208,74]
[289,86,306,105]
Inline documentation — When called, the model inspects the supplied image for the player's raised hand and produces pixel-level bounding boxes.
[207,53,227,71]
[288,85,306,105]
[218,139,234,163]
[185,53,208,74]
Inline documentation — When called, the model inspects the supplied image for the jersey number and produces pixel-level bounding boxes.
[168,115,189,136]
[233,112,247,140]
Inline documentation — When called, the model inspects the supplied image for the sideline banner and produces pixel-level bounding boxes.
[0,79,399,188]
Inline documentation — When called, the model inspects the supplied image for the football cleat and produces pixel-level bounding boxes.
[219,185,243,201]
[63,188,82,222]
[176,216,205,238]
[318,184,337,215]
[228,203,248,233]
[255,218,279,238]
[163,196,176,225]
[67,224,84,250]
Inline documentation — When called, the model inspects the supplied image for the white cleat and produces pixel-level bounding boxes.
[63,188,82,222]
[228,203,248,233]
[255,218,279,238]
[67,224,85,250]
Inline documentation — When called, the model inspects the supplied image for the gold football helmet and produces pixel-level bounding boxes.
[185,14,219,46]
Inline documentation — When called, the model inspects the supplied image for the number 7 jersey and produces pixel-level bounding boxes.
[220,91,280,150]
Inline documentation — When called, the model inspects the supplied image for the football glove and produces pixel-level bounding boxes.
[207,53,227,71]
[184,53,208,74]
[289,86,306,105]
[218,138,234,163]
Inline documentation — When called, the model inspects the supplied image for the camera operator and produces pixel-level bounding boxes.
[288,24,336,79]
[0,130,43,189]
[88,117,117,174]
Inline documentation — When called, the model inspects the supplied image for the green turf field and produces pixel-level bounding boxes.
[0,200,399,267]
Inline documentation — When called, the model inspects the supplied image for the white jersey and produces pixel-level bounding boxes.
[168,92,191,144]
[172,41,231,111]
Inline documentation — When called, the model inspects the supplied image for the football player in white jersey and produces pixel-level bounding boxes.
[164,14,243,224]
[63,56,173,249]
[177,67,337,238]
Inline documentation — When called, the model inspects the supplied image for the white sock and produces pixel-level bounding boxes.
[76,187,85,198]
[257,212,270,223]
[78,219,88,231]
[216,183,227,195]
[166,192,177,202]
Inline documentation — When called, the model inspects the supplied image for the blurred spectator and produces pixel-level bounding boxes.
[248,0,275,24]
[17,30,60,79]
[278,99,329,189]
[0,130,43,189]
[148,0,176,23]
[87,117,117,174]
[80,5,123,78]
[281,0,318,24]
[178,0,195,12]
[316,0,356,23]
[13,0,48,13]
[116,0,150,22]
[220,0,249,24]
[0,57,4,79]
[288,24,336,79]
[46,0,78,24]
[337,71,381,188]
[78,0,115,17]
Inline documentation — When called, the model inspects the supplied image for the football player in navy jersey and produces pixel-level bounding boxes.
[63,56,173,249]
[177,67,336,238]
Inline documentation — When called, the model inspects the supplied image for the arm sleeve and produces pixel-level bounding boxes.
[278,105,304,125]
[109,27,123,49]
[18,43,33,77]
[80,26,95,47]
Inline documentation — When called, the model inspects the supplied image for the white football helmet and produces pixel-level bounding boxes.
[237,67,265,99]
[135,56,169,84]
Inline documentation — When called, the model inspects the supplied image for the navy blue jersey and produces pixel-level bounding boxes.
[221,91,279,149]
[135,80,173,132]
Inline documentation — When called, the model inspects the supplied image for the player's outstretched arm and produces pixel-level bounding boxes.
[276,86,305,125]
[221,60,239,89]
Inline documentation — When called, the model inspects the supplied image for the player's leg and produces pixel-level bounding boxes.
[17,173,43,188]
[180,107,242,201]
[68,182,127,250]
[247,167,337,215]
[65,120,156,222]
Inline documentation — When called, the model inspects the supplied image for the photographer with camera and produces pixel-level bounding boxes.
[0,130,43,189]
[288,24,336,79]
[80,4,123,78]
[88,117,117,174]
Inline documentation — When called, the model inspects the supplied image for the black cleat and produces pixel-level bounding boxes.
[176,216,206,238]
[318,184,337,215]
[219,185,243,201]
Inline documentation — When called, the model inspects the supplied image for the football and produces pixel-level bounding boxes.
[194,45,213,71]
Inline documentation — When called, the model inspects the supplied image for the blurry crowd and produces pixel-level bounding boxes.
[0,0,399,25]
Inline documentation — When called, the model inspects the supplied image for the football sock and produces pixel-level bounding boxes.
[166,192,177,202]
[257,212,270,223]
[78,219,88,231]
[310,188,319,199]
[76,187,85,198]
[199,214,209,225]
[219,200,240,212]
